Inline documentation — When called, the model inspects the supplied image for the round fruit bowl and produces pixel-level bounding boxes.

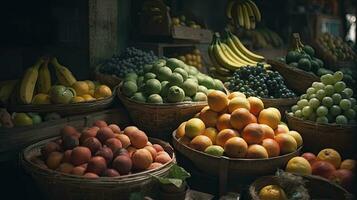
[94,64,122,88]
[117,89,207,139]
[21,136,176,200]
[268,59,319,94]
[6,89,116,116]
[172,131,302,178]
[285,112,357,157]
[249,174,353,200]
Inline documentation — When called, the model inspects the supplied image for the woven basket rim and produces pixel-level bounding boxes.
[172,130,303,162]
[21,136,176,183]
[285,111,357,128]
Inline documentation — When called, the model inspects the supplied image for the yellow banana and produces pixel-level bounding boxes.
[237,3,244,27]
[213,41,245,71]
[225,33,257,64]
[0,80,18,103]
[242,3,251,29]
[230,32,265,62]
[247,0,261,22]
[208,45,221,67]
[36,59,51,94]
[226,0,235,19]
[209,68,231,82]
[220,42,252,66]
[19,59,44,104]
[245,2,256,29]
[51,57,77,87]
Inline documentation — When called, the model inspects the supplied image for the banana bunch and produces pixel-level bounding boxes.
[227,0,261,30]
[37,59,51,94]
[51,57,77,87]
[208,31,266,81]
[0,80,18,104]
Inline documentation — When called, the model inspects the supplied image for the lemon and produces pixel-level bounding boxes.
[82,94,96,101]
[71,96,85,103]
[94,85,112,98]
[32,93,51,104]
[72,81,89,96]
[285,156,312,175]
[13,113,33,126]
[85,80,95,96]
[259,185,287,200]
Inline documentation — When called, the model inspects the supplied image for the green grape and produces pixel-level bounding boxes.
[297,99,309,109]
[308,98,320,109]
[306,87,316,96]
[300,94,308,100]
[324,85,335,96]
[308,94,317,100]
[291,105,299,113]
[320,74,335,85]
[340,99,352,111]
[312,82,325,90]
[302,106,313,117]
[294,110,303,118]
[336,115,348,124]
[316,116,328,124]
[329,105,342,116]
[322,97,333,108]
[341,88,353,98]
[344,109,356,120]
[316,105,328,117]
[333,71,344,82]
[334,81,346,93]
[316,89,326,100]
[332,93,342,104]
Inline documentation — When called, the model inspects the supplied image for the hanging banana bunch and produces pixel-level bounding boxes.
[226,0,261,30]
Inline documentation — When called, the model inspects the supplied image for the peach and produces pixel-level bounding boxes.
[230,108,257,130]
[129,130,148,149]
[115,134,131,148]
[202,127,218,144]
[274,124,289,135]
[246,144,269,159]
[108,124,121,133]
[46,151,64,170]
[302,152,317,165]
[329,169,354,189]
[224,137,248,158]
[82,137,102,154]
[317,148,341,169]
[62,135,79,150]
[96,127,115,143]
[155,151,171,164]
[102,168,120,177]
[57,163,74,174]
[287,131,303,147]
[71,146,92,166]
[274,134,297,154]
[144,146,157,160]
[152,144,164,152]
[113,148,130,158]
[92,120,107,127]
[312,160,336,179]
[80,127,99,144]
[127,146,137,157]
[228,97,250,113]
[86,156,107,175]
[61,125,78,138]
[190,135,213,151]
[216,129,239,147]
[71,166,86,176]
[262,138,280,157]
[241,123,264,144]
[148,162,163,170]
[247,97,264,116]
[123,126,139,137]
[199,108,219,127]
[216,113,233,131]
[83,172,99,178]
[340,159,356,171]
[95,147,113,164]
[286,157,312,175]
[176,121,186,138]
[112,155,132,175]
[132,149,153,170]
[105,138,123,152]
[260,124,275,139]
[41,142,61,159]
[62,150,72,163]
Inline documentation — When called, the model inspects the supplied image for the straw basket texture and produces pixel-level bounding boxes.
[21,136,176,200]
[268,59,319,94]
[172,131,302,178]
[286,113,357,157]
[94,64,122,89]
[117,88,207,140]
[249,175,353,200]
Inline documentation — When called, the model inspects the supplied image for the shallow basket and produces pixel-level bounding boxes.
[249,175,353,200]
[172,131,302,178]
[117,88,207,140]
[286,113,357,157]
[268,59,319,94]
[94,64,122,89]
[21,136,176,200]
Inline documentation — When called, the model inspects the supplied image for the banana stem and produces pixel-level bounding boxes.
[33,58,45,69]
[50,57,60,66]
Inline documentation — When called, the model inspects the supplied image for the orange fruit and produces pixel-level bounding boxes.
[224,137,248,158]
[247,97,264,116]
[190,135,212,151]
[258,108,281,129]
[260,124,275,139]
[228,97,250,113]
[176,121,186,138]
[340,159,356,171]
[262,138,280,157]
[94,85,112,98]
[287,131,303,147]
[317,148,341,169]
[216,113,233,131]
[184,118,206,139]
[202,127,218,144]
[199,108,219,127]
[266,107,281,120]
[274,124,289,135]
[286,156,312,175]
[230,108,257,130]
[227,91,246,100]
[246,144,269,159]
[207,90,229,112]
[72,81,89,96]
[82,94,96,101]
[274,134,297,154]
[216,129,239,147]
[241,123,264,144]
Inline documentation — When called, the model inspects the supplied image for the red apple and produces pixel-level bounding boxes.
[302,152,317,165]
[311,160,336,179]
[329,169,354,190]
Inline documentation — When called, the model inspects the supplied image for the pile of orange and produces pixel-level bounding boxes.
[176,91,303,159]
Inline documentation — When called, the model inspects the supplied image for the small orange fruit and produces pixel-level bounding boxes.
[94,85,112,98]
[216,129,239,147]
[246,144,269,159]
[230,108,257,130]
[216,113,233,131]
[228,97,251,113]
[224,137,248,158]
[274,124,289,135]
[190,135,213,151]
[247,97,264,116]
[72,81,89,96]
[227,92,246,100]
[258,108,281,129]
[207,90,229,112]
[202,127,218,144]
[176,121,186,138]
[260,124,275,139]
[199,108,219,127]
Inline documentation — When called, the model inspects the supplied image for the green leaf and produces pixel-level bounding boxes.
[167,164,191,180]
[154,176,183,188]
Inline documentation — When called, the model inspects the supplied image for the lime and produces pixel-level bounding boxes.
[167,86,185,103]
[131,92,146,103]
[306,87,316,96]
[312,82,325,90]
[143,64,153,73]
[297,99,309,109]
[204,145,224,156]
[13,113,33,126]
[344,109,356,120]
[333,71,344,82]
[316,116,328,124]
[157,66,172,81]
[166,58,186,70]
[291,105,299,112]
[336,115,348,124]
[124,72,138,82]
[302,45,315,56]
[340,99,351,110]
[181,80,198,97]
[285,50,300,63]
[121,81,138,97]
[324,85,335,96]
[329,105,342,116]
[294,110,302,118]
[332,93,342,104]
[316,106,328,117]
[298,58,311,71]
[308,98,320,109]
[173,68,188,80]
[169,72,184,86]
[144,79,161,95]
[188,66,199,75]
[136,76,144,88]
[322,97,333,108]
[302,106,313,117]
[200,76,215,89]
[334,81,346,93]
[197,85,208,94]
[183,96,192,102]
[341,88,353,99]
[160,81,170,98]
[144,73,157,81]
[214,79,224,91]
[187,75,198,83]
[193,92,207,102]
[29,113,42,124]
[147,94,163,104]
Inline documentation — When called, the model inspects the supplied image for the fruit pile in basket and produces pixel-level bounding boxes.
[120,58,224,103]
[175,48,203,70]
[175,91,302,159]
[171,15,202,29]
[285,148,355,190]
[226,65,296,98]
[32,121,172,178]
[288,72,356,124]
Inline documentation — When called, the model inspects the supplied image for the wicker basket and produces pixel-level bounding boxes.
[268,59,319,94]
[21,136,176,200]
[249,175,353,200]
[6,90,116,117]
[117,88,207,140]
[94,64,122,89]
[286,113,357,157]
[172,131,302,178]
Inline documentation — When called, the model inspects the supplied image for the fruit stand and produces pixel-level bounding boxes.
[0,0,356,199]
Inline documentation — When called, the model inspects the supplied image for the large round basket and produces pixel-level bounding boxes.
[94,64,122,88]
[286,113,357,157]
[21,136,176,200]
[249,175,353,200]
[268,59,319,94]
[172,131,302,178]
[117,89,207,140]
[6,91,115,116]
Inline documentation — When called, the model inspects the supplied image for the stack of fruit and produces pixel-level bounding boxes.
[99,47,158,79]
[285,148,355,190]
[7,57,112,105]
[226,0,261,30]
[176,48,203,70]
[33,121,172,178]
[208,31,266,82]
[175,91,302,159]
[316,32,356,62]
[243,28,284,49]
[226,65,296,98]
[171,15,202,29]
[288,72,356,124]
[120,58,224,104]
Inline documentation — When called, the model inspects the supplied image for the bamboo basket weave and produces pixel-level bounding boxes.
[94,64,122,89]
[286,113,357,158]
[172,131,302,178]
[268,59,319,94]
[249,175,353,200]
[117,88,207,139]
[21,136,176,200]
